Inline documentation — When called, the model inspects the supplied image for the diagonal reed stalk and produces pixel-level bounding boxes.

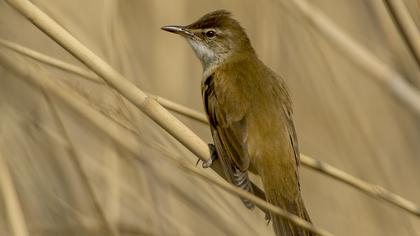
[0,50,334,236]
[383,0,420,66]
[1,38,419,218]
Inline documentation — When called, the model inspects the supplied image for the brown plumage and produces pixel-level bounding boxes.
[162,10,313,236]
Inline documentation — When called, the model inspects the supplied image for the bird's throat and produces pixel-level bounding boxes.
[187,39,230,79]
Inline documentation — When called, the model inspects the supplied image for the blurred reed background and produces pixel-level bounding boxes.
[0,0,419,235]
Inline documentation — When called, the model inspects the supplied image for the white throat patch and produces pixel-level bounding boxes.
[188,39,216,65]
[187,39,231,78]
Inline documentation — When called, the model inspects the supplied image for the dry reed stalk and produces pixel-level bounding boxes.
[0,152,30,236]
[1,38,419,218]
[280,0,420,116]
[383,0,420,66]
[0,51,331,236]
[301,155,420,217]
[0,39,101,84]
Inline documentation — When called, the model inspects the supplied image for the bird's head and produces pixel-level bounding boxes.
[162,10,254,72]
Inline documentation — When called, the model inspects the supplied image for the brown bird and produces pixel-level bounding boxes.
[162,10,313,236]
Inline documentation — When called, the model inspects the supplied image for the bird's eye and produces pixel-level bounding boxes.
[205,30,216,38]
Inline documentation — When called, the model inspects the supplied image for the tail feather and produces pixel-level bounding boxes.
[267,189,314,236]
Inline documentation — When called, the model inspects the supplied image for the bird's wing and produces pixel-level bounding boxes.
[202,72,254,209]
[282,103,300,167]
[202,73,250,173]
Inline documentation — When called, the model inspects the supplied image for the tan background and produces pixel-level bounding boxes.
[0,0,419,235]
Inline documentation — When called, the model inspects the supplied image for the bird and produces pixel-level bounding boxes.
[162,10,313,236]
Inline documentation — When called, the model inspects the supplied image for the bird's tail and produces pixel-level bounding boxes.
[265,188,314,236]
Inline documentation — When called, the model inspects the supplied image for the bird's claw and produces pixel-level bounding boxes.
[202,157,214,168]
[195,158,214,168]
[198,144,218,168]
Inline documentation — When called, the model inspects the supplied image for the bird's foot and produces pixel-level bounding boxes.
[265,212,271,225]
[196,144,218,168]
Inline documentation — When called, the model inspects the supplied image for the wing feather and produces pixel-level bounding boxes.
[202,74,249,172]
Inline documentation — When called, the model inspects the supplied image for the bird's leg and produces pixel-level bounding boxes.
[196,143,218,168]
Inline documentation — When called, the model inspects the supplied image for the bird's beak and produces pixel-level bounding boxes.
[161,25,194,38]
